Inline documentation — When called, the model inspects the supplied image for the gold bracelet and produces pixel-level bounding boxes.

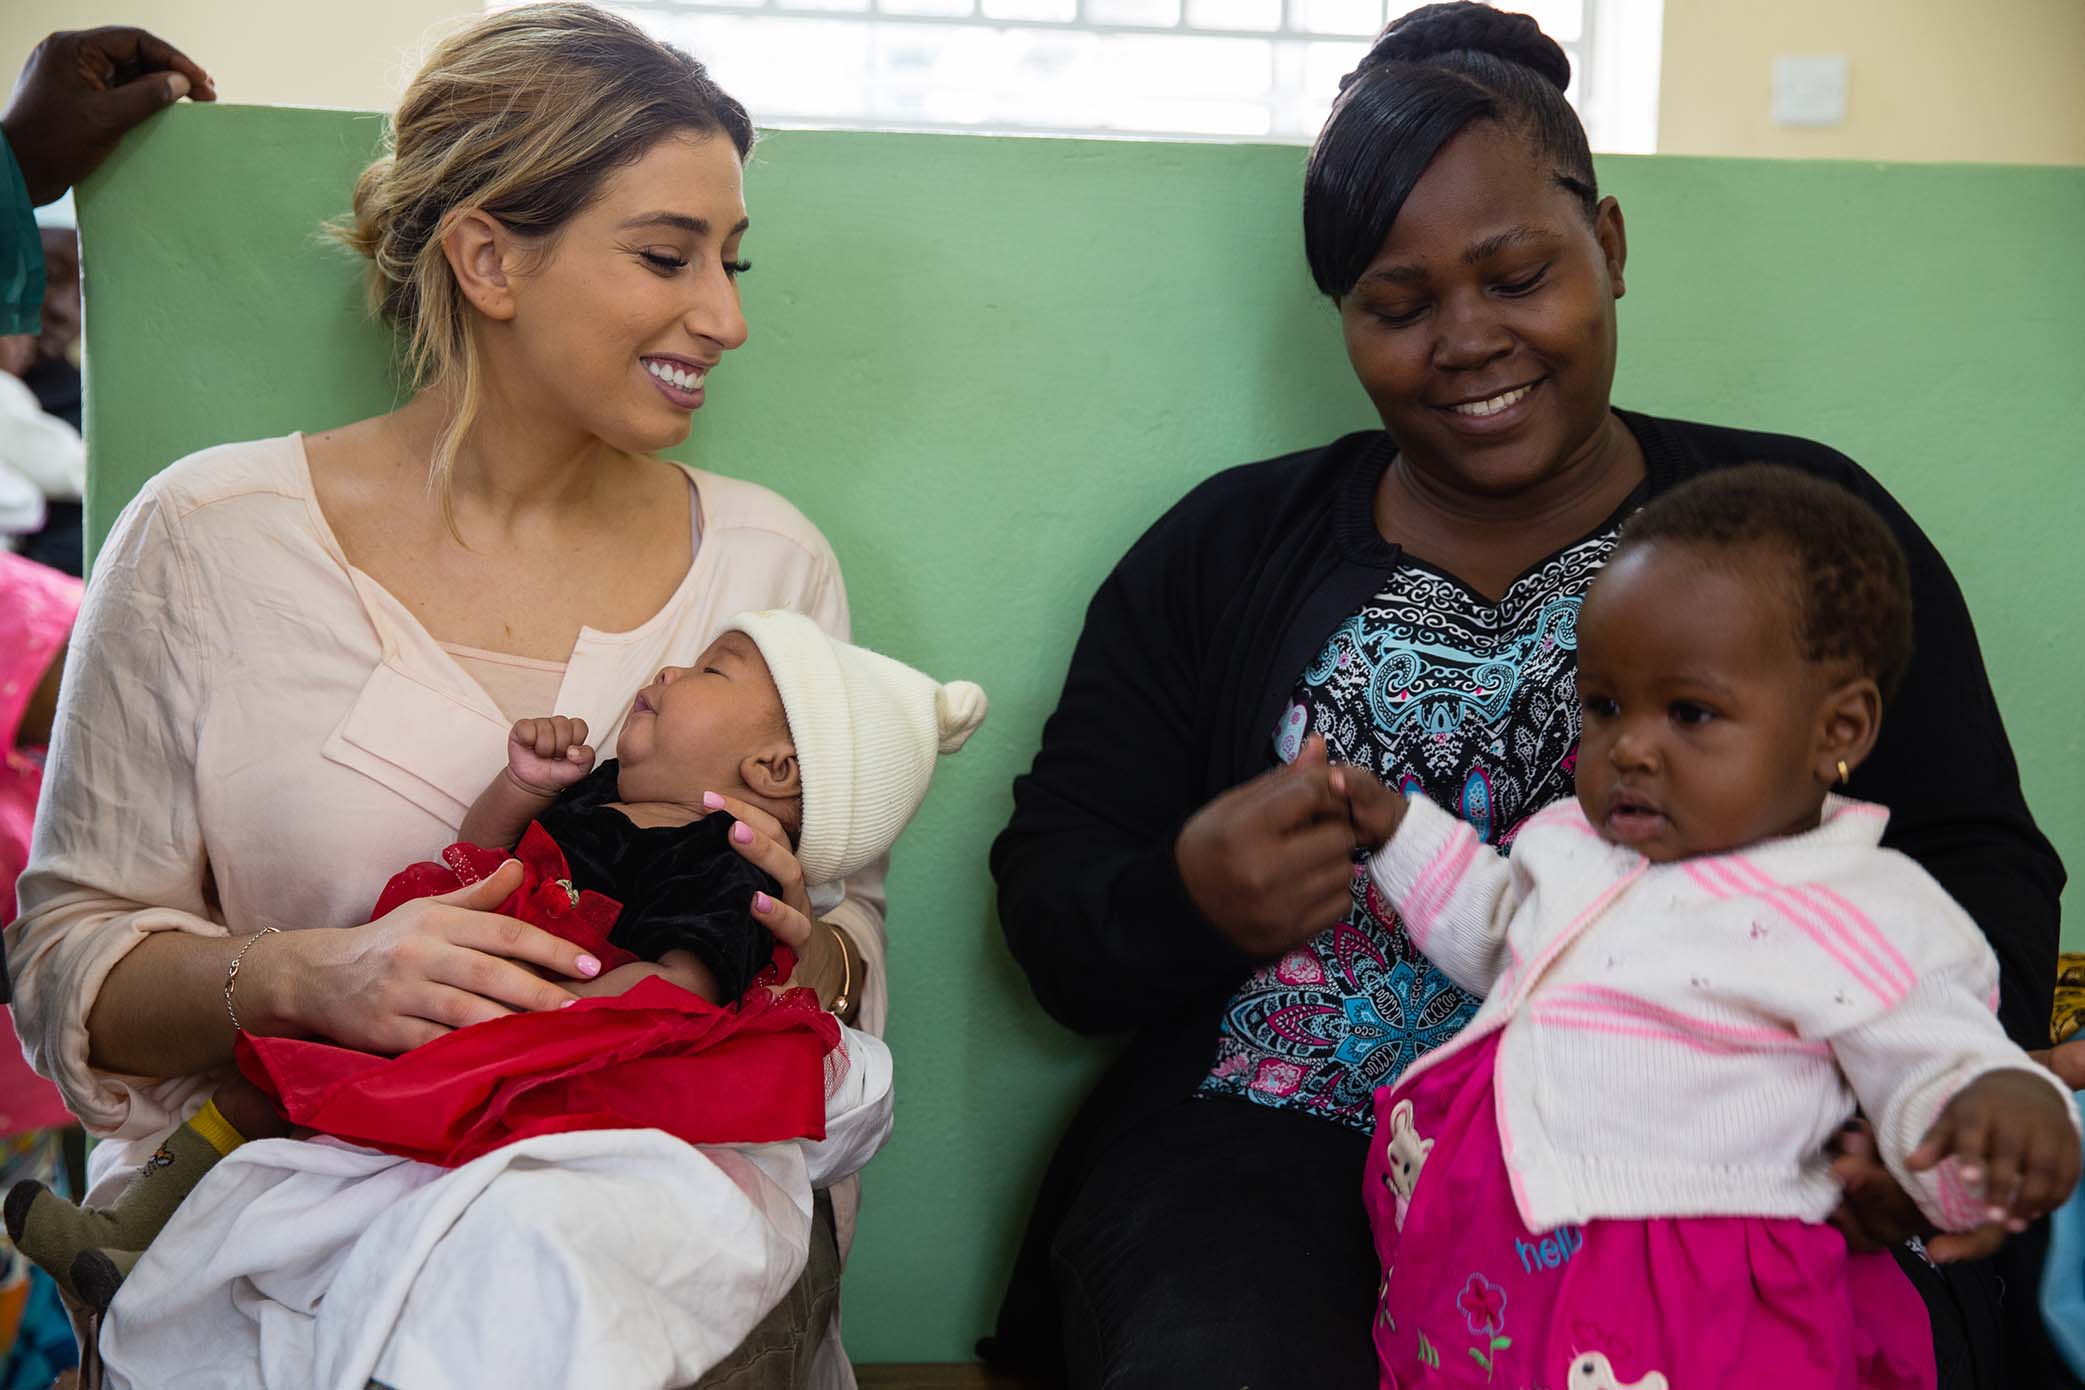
[825,923,853,1018]
[224,926,281,1033]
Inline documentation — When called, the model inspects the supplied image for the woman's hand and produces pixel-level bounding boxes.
[1826,1118,1938,1254]
[2,27,216,205]
[251,858,604,1054]
[2036,1038,2085,1091]
[700,789,853,1011]
[1175,735,1366,960]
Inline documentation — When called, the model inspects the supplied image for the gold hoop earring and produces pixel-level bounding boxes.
[1836,760,1850,785]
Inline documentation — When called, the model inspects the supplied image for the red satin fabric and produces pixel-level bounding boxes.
[236,825,839,1168]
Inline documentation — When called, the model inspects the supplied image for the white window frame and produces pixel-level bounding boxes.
[552,0,1661,151]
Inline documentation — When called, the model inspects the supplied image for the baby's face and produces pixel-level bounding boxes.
[1572,542,1834,863]
[615,632,791,810]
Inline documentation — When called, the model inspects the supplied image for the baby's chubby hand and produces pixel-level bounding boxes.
[1329,758,1408,851]
[1909,1068,2082,1231]
[505,715,596,796]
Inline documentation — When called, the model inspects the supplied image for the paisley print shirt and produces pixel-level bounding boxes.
[1197,527,1624,1130]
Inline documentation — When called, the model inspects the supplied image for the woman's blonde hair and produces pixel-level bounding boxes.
[334,3,753,527]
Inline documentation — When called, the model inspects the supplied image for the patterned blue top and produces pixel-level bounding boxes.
[1197,526,1624,1130]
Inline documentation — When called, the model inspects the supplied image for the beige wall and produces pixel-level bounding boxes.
[0,0,476,113]
[1658,0,2085,165]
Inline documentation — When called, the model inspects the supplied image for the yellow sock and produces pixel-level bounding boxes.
[5,1095,250,1304]
[187,1097,247,1157]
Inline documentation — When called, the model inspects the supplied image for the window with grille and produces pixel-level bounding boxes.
[527,0,1659,150]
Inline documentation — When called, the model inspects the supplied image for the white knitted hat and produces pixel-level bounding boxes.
[725,610,988,886]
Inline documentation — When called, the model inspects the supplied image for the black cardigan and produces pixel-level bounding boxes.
[993,411,2066,1097]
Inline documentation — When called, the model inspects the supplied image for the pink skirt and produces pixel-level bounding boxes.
[1364,1033,1936,1390]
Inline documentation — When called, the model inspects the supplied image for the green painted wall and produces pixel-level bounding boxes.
[78,106,2081,1361]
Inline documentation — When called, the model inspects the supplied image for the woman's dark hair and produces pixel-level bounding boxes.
[1615,464,1916,701]
[1303,2,1597,299]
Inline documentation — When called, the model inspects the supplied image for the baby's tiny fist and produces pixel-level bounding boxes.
[507,717,595,793]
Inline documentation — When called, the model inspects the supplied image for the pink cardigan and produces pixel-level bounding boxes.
[5,436,890,1218]
[1368,793,2075,1233]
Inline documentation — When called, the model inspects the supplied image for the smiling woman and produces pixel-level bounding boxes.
[988,3,2068,1387]
[329,12,755,533]
[8,5,888,1387]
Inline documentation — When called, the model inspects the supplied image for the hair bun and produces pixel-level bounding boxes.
[1363,3,1572,93]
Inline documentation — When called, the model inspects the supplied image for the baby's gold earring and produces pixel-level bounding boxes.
[1836,759,1850,785]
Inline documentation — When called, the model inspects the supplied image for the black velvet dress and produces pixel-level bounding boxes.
[538,760,779,1001]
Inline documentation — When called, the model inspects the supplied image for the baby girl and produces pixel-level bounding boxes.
[9,610,986,1310]
[1340,466,2079,1390]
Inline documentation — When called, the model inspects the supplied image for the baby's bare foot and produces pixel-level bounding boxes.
[215,1074,293,1140]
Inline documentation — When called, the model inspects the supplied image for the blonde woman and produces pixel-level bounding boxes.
[5,7,888,1385]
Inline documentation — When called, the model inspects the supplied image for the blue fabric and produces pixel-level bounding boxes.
[0,1271,77,1389]
[2043,1090,2085,1380]
[0,1131,77,1384]
[0,134,44,337]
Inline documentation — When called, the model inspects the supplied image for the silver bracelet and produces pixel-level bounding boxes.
[224,926,281,1033]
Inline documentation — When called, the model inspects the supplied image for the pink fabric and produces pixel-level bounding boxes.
[0,551,80,925]
[1365,1034,1935,1390]
[0,552,82,1136]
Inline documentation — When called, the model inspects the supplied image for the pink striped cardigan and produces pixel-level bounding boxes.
[1368,793,2076,1233]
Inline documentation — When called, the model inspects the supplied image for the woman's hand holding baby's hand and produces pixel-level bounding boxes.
[1910,1069,2082,1232]
[1175,736,1405,960]
[1177,736,1366,959]
[506,716,595,796]
[272,858,605,1053]
[1331,761,1406,849]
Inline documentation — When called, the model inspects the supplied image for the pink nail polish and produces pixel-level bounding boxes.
[733,823,754,844]
[560,999,578,1009]
[576,954,601,977]
[754,892,772,912]
[703,791,726,810]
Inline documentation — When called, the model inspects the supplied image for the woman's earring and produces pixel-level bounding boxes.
[1836,759,1850,785]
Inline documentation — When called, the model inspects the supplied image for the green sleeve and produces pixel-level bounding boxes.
[0,131,46,336]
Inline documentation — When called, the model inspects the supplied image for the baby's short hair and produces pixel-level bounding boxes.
[1615,464,1915,700]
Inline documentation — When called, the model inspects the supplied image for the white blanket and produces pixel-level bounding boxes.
[100,1028,893,1390]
